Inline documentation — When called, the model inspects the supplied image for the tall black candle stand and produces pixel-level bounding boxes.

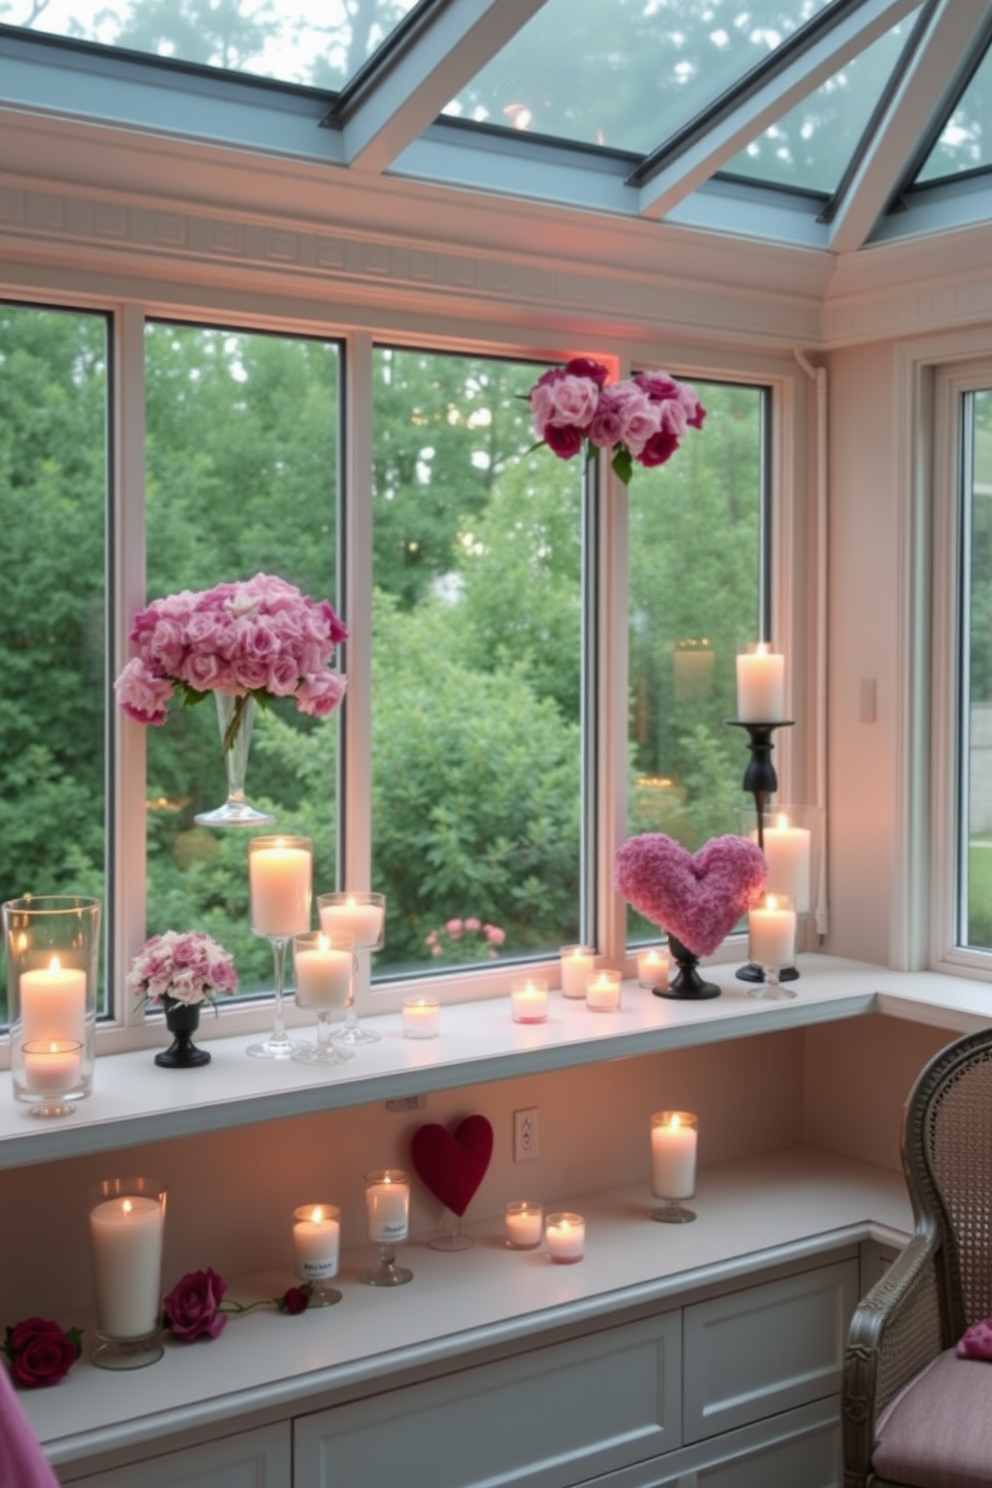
[727,719,798,984]
[662,933,721,1000]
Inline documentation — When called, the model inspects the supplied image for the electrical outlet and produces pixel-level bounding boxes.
[514,1107,539,1162]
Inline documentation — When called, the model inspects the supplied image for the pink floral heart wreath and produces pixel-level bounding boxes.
[615,833,767,958]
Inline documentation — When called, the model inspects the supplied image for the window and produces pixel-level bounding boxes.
[0,304,108,1022]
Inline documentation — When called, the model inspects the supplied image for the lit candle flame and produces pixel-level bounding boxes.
[122,1199,133,1216]
[48,955,61,973]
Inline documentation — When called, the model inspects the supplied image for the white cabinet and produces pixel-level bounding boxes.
[58,1423,291,1488]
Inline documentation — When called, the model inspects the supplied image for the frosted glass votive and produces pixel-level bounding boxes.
[402,997,440,1039]
[586,970,621,1011]
[505,1201,543,1250]
[511,979,548,1024]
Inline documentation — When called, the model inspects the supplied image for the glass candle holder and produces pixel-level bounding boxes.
[317,892,386,1047]
[4,895,101,1107]
[20,1039,83,1118]
[292,1203,342,1307]
[292,932,354,1066]
[650,1110,698,1223]
[402,996,440,1039]
[545,1212,585,1264]
[747,894,798,1001]
[247,836,313,1060]
[362,1169,412,1286]
[88,1176,167,1369]
[586,969,621,1011]
[637,948,670,991]
[511,978,548,1024]
[505,1201,543,1250]
[560,945,595,998]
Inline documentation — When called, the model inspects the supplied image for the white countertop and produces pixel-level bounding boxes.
[23,1143,912,1468]
[2,954,990,1171]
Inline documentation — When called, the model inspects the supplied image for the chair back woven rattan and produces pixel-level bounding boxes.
[842,1025,992,1488]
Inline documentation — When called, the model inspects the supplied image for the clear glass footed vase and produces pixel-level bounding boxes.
[195,691,275,828]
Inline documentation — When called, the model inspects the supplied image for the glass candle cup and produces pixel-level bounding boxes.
[4,895,101,1107]
[88,1176,167,1369]
[20,1039,83,1118]
[586,969,621,1011]
[545,1212,585,1264]
[505,1201,543,1250]
[402,996,440,1039]
[560,945,596,998]
[637,948,670,990]
[362,1169,412,1286]
[511,978,548,1024]
[292,1203,342,1307]
[650,1110,698,1223]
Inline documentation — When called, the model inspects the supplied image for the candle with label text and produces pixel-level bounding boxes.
[365,1170,410,1244]
[293,1204,341,1295]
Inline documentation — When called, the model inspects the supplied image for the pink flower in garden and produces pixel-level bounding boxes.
[425,917,507,963]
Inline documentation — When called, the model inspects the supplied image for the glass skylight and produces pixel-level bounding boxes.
[444,0,841,155]
[6,0,421,90]
[722,8,921,194]
[916,41,992,184]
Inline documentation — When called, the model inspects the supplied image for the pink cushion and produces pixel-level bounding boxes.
[0,1367,59,1488]
[873,1348,992,1488]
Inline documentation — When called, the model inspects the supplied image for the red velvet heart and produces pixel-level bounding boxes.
[615,832,767,958]
[411,1115,494,1217]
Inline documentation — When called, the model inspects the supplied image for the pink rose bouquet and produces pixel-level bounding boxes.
[114,573,348,742]
[128,930,238,1009]
[527,358,705,484]
[424,916,507,963]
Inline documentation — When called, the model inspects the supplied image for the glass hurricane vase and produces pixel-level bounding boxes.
[195,691,275,828]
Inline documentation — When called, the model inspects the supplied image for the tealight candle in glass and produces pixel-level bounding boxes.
[402,997,440,1039]
[292,1203,342,1307]
[560,945,595,998]
[586,970,621,1011]
[20,1039,83,1118]
[545,1212,585,1264]
[747,893,798,1000]
[637,947,670,991]
[505,1201,543,1250]
[511,979,548,1024]
[292,932,354,1066]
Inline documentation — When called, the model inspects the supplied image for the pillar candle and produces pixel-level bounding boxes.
[89,1194,165,1340]
[505,1202,543,1250]
[748,894,797,967]
[402,997,440,1039]
[545,1213,584,1263]
[293,1205,341,1281]
[249,840,311,936]
[762,815,811,912]
[365,1173,409,1244]
[560,945,595,998]
[319,896,384,949]
[735,644,786,722]
[19,957,86,1047]
[294,937,352,1009]
[651,1112,698,1199]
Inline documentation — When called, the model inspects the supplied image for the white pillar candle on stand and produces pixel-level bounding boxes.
[560,945,595,998]
[293,936,352,1009]
[293,1204,341,1280]
[402,997,440,1038]
[89,1184,166,1341]
[505,1201,543,1250]
[736,644,786,722]
[249,839,312,936]
[319,895,384,949]
[545,1213,585,1263]
[20,957,86,1047]
[586,970,621,1011]
[511,979,548,1024]
[365,1170,410,1244]
[748,894,797,967]
[761,815,811,912]
[651,1112,698,1200]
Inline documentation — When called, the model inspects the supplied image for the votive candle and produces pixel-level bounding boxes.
[748,893,797,967]
[511,979,548,1024]
[22,1039,82,1096]
[402,997,440,1039]
[560,945,595,998]
[637,948,670,990]
[505,1201,543,1250]
[293,934,352,1009]
[545,1212,584,1264]
[586,970,621,1011]
[319,893,385,950]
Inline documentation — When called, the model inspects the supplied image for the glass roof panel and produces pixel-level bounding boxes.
[445,0,841,154]
[721,8,921,194]
[916,42,992,184]
[6,0,420,90]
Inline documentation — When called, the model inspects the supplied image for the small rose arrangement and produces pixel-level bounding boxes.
[114,572,348,747]
[526,357,705,484]
[162,1269,311,1342]
[2,1317,82,1389]
[128,930,238,1010]
[424,917,507,963]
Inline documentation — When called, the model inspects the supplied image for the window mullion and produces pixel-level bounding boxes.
[339,332,374,893]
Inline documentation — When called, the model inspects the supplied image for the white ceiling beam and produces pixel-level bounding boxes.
[338,0,547,175]
[829,0,992,253]
[636,0,920,221]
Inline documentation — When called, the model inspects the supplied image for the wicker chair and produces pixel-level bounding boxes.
[842,1025,992,1488]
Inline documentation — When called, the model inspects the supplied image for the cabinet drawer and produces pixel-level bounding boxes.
[58,1422,291,1488]
[683,1260,858,1442]
[295,1311,681,1488]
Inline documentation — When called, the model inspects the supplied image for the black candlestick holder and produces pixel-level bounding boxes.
[727,719,799,985]
[663,934,721,1000]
